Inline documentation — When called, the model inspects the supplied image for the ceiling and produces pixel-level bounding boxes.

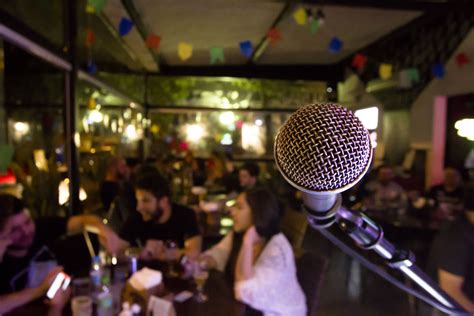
[99,0,424,71]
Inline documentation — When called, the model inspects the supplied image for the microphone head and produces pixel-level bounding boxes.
[274,103,373,194]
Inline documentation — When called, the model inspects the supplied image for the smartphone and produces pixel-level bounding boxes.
[46,272,70,299]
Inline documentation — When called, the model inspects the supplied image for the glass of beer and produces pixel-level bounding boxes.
[193,265,209,303]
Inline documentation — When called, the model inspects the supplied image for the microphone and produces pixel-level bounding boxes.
[274,103,373,227]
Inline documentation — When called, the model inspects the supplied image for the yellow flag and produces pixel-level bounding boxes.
[379,63,393,80]
[86,4,96,13]
[178,42,193,61]
[293,7,307,25]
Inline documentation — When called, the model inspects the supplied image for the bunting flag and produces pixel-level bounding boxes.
[178,42,193,61]
[86,60,97,74]
[379,63,393,80]
[398,70,412,88]
[293,7,307,25]
[118,17,134,37]
[351,53,367,71]
[85,4,96,14]
[267,28,282,44]
[328,37,343,53]
[455,52,470,67]
[239,41,253,58]
[431,63,445,79]
[310,19,319,35]
[406,68,420,83]
[146,33,161,50]
[87,0,107,13]
[85,29,95,47]
[210,47,225,64]
[87,97,97,110]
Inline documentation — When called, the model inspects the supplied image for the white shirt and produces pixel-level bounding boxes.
[205,232,307,316]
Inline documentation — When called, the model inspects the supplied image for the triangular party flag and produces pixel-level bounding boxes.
[431,63,445,79]
[310,19,319,35]
[146,33,161,50]
[178,42,193,61]
[86,60,97,74]
[85,29,95,47]
[399,70,412,88]
[87,0,107,13]
[267,28,281,45]
[379,63,393,80]
[406,68,420,83]
[293,7,307,25]
[239,41,253,58]
[328,37,343,53]
[210,47,225,64]
[455,52,470,67]
[351,53,367,71]
[118,17,134,37]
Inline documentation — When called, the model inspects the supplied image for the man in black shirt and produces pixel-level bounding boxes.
[426,167,464,220]
[427,183,474,313]
[0,194,124,314]
[119,171,202,260]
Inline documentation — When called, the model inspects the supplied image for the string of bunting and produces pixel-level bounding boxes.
[84,1,471,81]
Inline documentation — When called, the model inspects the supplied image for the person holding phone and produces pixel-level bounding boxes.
[199,188,306,316]
[0,194,123,314]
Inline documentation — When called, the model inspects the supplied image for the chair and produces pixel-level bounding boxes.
[296,251,329,316]
[281,208,308,250]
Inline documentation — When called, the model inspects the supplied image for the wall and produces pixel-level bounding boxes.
[411,27,474,145]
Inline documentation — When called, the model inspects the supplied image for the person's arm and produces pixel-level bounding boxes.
[184,235,202,260]
[438,269,474,313]
[67,214,128,254]
[235,227,258,283]
[201,232,233,271]
[0,267,63,314]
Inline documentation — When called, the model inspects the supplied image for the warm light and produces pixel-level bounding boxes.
[125,124,140,141]
[255,119,263,126]
[88,109,103,123]
[355,106,379,130]
[220,218,234,227]
[242,123,265,155]
[219,111,235,126]
[230,91,239,100]
[14,122,29,135]
[220,133,233,145]
[186,124,205,143]
[455,118,474,141]
[58,179,87,205]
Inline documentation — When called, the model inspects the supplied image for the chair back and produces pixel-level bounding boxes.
[296,251,329,316]
[281,208,308,250]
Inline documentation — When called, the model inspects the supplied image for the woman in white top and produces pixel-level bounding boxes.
[201,188,306,316]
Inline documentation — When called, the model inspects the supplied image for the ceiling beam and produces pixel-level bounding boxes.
[251,3,295,63]
[155,64,344,82]
[121,0,162,71]
[278,0,452,12]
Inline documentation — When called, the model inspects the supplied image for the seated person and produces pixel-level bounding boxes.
[363,165,407,213]
[426,167,464,221]
[0,194,122,315]
[118,172,202,260]
[239,162,260,191]
[200,188,306,316]
[426,183,474,313]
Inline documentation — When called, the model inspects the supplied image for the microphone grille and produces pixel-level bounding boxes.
[274,103,372,193]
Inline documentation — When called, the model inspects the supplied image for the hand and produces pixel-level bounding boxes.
[243,226,262,245]
[140,240,164,260]
[0,237,12,262]
[38,266,64,294]
[197,254,217,270]
[98,225,126,254]
[46,282,71,315]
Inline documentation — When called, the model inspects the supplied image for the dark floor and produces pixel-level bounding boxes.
[302,227,435,316]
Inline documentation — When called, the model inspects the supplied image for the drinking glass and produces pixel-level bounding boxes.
[71,295,93,316]
[193,265,209,303]
[165,240,180,277]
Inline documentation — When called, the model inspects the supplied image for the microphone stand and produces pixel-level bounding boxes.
[305,194,467,314]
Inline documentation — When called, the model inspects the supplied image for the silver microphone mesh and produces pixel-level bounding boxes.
[274,103,373,194]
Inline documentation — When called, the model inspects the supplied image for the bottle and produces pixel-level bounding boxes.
[96,276,114,316]
[90,255,103,298]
